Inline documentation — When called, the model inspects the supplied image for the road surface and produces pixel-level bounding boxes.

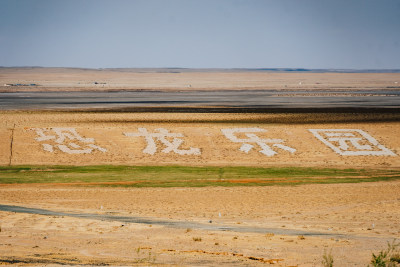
[1,90,400,110]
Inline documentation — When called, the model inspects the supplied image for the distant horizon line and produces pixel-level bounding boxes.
[1,66,400,73]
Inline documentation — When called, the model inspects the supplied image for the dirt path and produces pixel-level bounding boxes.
[0,204,347,238]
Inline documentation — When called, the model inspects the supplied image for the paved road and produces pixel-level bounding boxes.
[1,90,400,110]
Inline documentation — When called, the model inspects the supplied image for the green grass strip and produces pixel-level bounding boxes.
[0,165,399,187]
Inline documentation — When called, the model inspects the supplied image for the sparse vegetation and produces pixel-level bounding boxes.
[193,237,202,242]
[0,165,399,187]
[265,233,275,239]
[370,240,400,267]
[322,249,334,267]
[135,247,156,264]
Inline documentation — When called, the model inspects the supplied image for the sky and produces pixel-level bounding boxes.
[1,0,400,69]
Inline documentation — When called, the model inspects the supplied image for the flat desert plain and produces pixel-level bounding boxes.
[1,68,400,266]
[1,67,400,91]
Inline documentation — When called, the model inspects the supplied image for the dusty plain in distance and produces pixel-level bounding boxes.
[1,67,400,92]
[0,68,400,266]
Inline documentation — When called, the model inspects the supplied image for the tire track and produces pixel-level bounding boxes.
[0,204,350,238]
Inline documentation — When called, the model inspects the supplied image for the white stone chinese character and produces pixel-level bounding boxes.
[221,128,296,157]
[309,129,396,156]
[124,128,201,155]
[31,128,107,154]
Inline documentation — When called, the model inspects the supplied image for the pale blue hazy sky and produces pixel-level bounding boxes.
[1,0,400,69]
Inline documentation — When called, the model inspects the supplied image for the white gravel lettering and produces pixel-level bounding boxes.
[221,128,296,157]
[124,128,201,155]
[309,129,396,156]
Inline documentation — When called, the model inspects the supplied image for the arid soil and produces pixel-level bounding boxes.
[0,111,399,266]
[1,68,399,265]
[1,112,399,168]
[1,181,400,266]
[1,67,400,92]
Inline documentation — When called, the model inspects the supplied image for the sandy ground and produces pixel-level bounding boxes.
[0,111,399,266]
[1,68,400,92]
[0,112,399,168]
[1,68,400,265]
[1,181,400,266]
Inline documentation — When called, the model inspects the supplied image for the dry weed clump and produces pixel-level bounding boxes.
[265,233,275,239]
[322,249,334,267]
[370,240,400,267]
